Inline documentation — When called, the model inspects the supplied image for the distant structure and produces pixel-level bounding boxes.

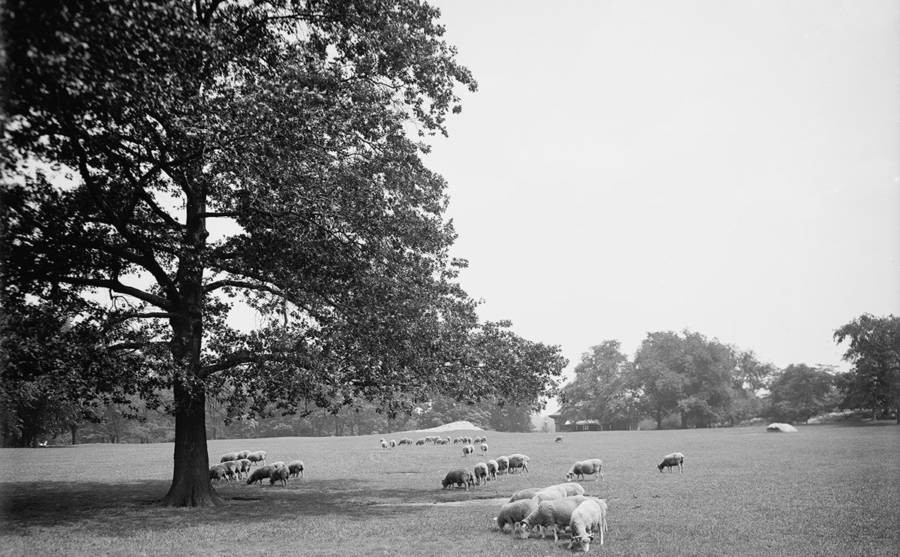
[548,414,602,432]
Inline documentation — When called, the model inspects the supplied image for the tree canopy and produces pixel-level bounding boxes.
[834,314,900,422]
[1,0,565,505]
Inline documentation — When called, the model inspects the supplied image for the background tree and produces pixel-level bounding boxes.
[834,314,900,422]
[765,364,841,423]
[559,340,639,430]
[2,0,564,505]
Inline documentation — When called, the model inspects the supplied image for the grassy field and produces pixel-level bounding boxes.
[1,425,898,556]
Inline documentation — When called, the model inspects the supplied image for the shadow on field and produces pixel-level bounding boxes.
[0,477,488,534]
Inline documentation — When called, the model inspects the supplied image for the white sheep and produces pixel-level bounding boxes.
[380,439,388,449]
[269,466,289,486]
[658,452,685,473]
[495,498,538,532]
[532,482,586,503]
[209,464,229,482]
[568,498,609,552]
[462,444,475,457]
[288,460,304,478]
[508,487,542,502]
[479,442,489,455]
[496,456,509,475]
[246,465,274,485]
[220,452,239,463]
[389,439,397,448]
[486,459,498,480]
[514,495,589,541]
[473,462,489,485]
[566,458,604,482]
[507,453,530,473]
[270,460,286,470]
[247,450,267,464]
[237,458,252,479]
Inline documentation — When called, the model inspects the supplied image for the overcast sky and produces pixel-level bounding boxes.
[423,0,900,396]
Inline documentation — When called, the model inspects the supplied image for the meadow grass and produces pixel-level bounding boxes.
[1,425,898,556]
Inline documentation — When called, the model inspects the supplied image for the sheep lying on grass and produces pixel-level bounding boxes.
[568,498,608,552]
[566,459,603,482]
[288,460,304,478]
[495,498,538,532]
[441,469,474,491]
[269,466,289,486]
[658,452,685,473]
[514,495,589,541]
[533,482,586,503]
[509,487,542,502]
[247,465,274,485]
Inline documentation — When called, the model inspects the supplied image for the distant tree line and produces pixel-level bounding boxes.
[557,314,899,430]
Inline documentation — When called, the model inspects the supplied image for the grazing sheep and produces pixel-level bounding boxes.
[416,438,426,446]
[566,459,604,482]
[487,459,499,480]
[399,437,413,446]
[462,444,475,457]
[555,436,563,443]
[381,439,389,449]
[237,458,252,479]
[288,460,304,478]
[507,453,530,473]
[269,466,289,486]
[247,450,267,464]
[658,452,685,473]
[533,482,586,503]
[236,450,250,460]
[514,495,589,541]
[220,452,239,463]
[442,469,475,491]
[247,465,274,485]
[509,487,542,502]
[496,456,510,475]
[568,498,609,552]
[221,460,241,480]
[495,498,538,533]
[479,443,489,455]
[390,439,397,448]
[473,462,489,485]
[209,464,229,482]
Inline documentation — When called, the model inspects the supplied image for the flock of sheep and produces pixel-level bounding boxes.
[209,449,305,487]
[438,440,685,553]
[379,435,488,448]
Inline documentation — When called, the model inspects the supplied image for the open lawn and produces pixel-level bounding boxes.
[1,425,898,556]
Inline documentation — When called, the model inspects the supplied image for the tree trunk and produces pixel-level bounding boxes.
[162,378,221,507]
[70,424,78,445]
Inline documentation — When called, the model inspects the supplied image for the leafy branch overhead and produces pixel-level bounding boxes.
[2,0,563,500]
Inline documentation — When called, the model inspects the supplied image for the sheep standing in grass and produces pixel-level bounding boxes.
[507,453,530,473]
[479,443,489,455]
[495,498,538,533]
[236,450,250,460]
[462,444,474,457]
[514,495,589,541]
[288,460,304,478]
[209,464,229,482]
[220,452,239,463]
[486,459,498,480]
[496,456,509,475]
[247,450,267,464]
[473,462,489,485]
[247,465,274,485]
[555,436,563,443]
[568,498,609,552]
[658,452,685,473]
[390,439,397,448]
[566,459,604,482]
[237,459,252,479]
[270,461,286,471]
[269,466,289,486]
[221,460,241,480]
[442,469,474,491]
[381,439,388,449]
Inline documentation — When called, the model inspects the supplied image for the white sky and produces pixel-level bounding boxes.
[423,0,900,394]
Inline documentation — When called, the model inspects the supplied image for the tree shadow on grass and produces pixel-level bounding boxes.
[0,477,499,535]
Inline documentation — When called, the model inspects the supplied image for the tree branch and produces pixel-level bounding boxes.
[56,276,173,310]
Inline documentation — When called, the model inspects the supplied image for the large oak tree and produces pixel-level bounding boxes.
[2,0,564,506]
